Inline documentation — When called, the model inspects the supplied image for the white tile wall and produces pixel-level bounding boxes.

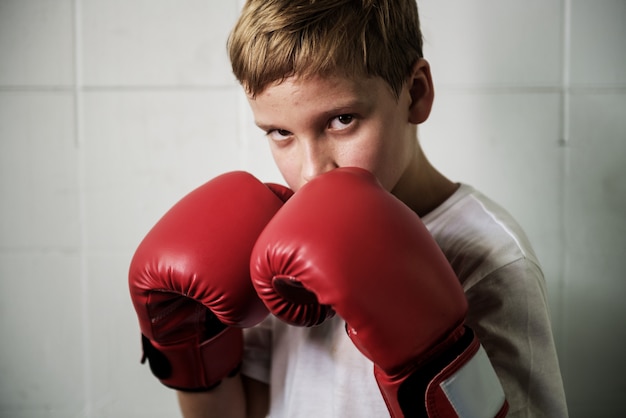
[0,0,74,86]
[564,1,626,415]
[0,253,84,418]
[562,92,626,416]
[419,0,563,87]
[0,1,624,417]
[569,0,626,87]
[82,88,243,251]
[81,0,239,87]
[0,88,82,416]
[0,92,79,250]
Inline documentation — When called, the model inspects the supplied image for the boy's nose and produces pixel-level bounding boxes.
[301,143,337,185]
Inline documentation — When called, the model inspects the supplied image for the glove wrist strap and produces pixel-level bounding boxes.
[376,326,508,417]
[141,327,243,392]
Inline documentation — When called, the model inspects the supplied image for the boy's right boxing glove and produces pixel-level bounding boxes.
[129,171,291,391]
[251,167,507,417]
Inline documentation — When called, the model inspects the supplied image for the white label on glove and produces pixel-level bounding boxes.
[440,345,505,417]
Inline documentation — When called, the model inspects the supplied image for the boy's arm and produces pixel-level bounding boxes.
[465,259,569,417]
[177,376,245,418]
[242,375,270,418]
[176,375,269,418]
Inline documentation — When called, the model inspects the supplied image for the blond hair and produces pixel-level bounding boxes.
[228,0,423,98]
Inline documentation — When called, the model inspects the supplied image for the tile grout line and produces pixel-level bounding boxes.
[557,0,572,371]
[73,0,93,417]
[0,84,240,92]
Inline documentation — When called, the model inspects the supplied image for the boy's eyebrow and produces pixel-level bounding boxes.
[322,99,370,116]
[254,98,371,131]
[254,120,279,132]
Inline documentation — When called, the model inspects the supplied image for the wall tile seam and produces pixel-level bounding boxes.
[0,84,240,92]
[555,0,572,371]
[432,85,626,94]
[72,0,93,416]
[0,248,83,255]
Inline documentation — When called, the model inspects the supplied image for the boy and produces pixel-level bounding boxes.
[223,0,567,416]
[136,0,568,416]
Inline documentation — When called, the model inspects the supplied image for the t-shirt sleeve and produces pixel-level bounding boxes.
[464,258,569,418]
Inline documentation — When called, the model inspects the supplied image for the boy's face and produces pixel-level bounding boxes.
[247,73,418,193]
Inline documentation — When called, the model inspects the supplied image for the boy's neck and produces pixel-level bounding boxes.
[391,145,459,218]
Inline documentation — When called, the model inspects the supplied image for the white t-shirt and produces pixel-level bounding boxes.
[242,184,568,417]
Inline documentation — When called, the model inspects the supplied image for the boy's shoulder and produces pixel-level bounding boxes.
[422,184,541,284]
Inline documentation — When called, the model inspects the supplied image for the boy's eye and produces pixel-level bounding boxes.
[329,114,354,130]
[267,129,292,141]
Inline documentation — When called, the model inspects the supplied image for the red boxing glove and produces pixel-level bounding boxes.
[251,167,507,417]
[129,171,292,391]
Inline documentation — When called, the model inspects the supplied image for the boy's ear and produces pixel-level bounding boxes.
[407,59,434,124]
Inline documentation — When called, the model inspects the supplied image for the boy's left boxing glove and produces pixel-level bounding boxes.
[251,167,507,417]
[129,171,291,391]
